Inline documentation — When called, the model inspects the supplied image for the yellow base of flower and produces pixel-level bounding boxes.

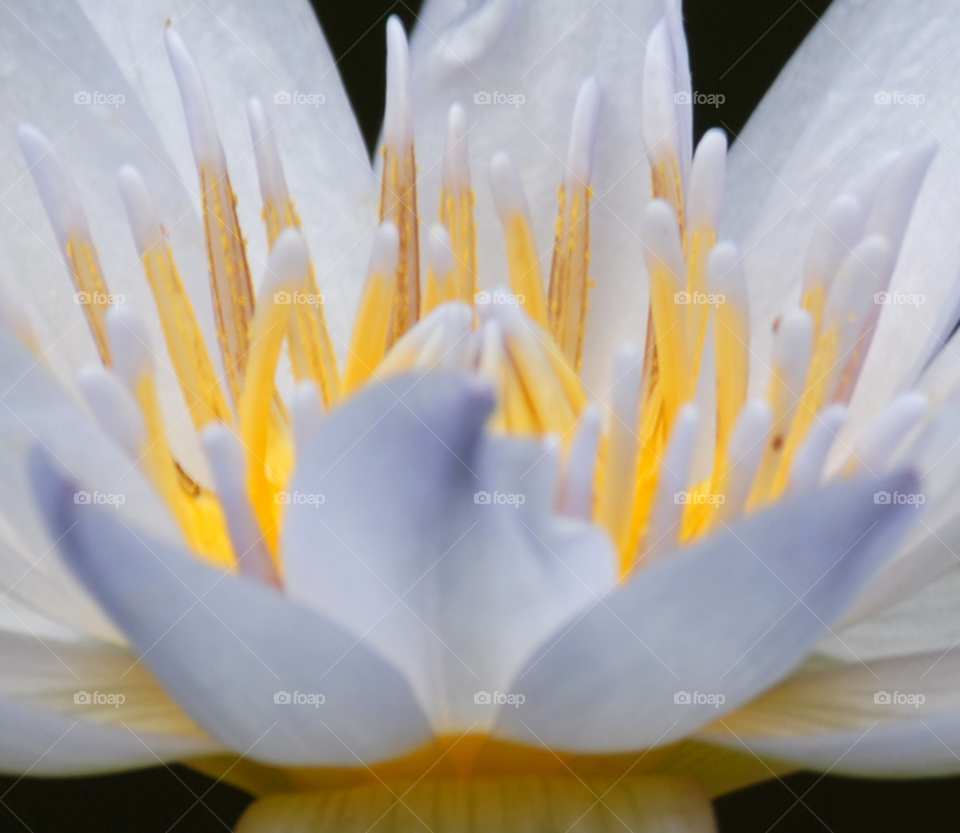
[234,774,717,832]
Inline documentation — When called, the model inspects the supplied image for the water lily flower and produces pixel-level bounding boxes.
[3,0,960,830]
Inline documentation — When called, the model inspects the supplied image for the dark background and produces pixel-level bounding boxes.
[6,0,959,830]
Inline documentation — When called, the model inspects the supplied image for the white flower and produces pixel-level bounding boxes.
[1,0,960,829]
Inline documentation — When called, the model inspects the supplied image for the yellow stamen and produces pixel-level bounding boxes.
[66,235,113,365]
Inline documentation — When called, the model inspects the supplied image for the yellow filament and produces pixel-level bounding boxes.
[747,359,802,510]
[131,374,233,567]
[711,296,749,475]
[380,146,420,346]
[140,241,232,429]
[439,186,478,303]
[238,296,293,556]
[647,260,690,429]
[503,213,549,328]
[66,236,112,365]
[199,164,256,408]
[650,156,686,247]
[503,327,578,438]
[422,264,458,316]
[683,225,714,380]
[547,184,593,371]
[263,198,341,409]
[771,325,840,497]
[342,270,394,392]
[802,284,827,338]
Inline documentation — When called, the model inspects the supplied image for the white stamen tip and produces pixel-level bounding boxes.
[566,76,602,186]
[788,404,847,494]
[642,20,682,173]
[643,403,698,561]
[369,222,400,277]
[384,16,413,148]
[165,28,225,169]
[443,103,470,192]
[77,365,146,459]
[489,151,531,223]
[721,399,773,519]
[263,228,309,298]
[803,193,863,298]
[773,309,814,396]
[292,380,323,451]
[117,164,164,256]
[200,423,280,588]
[247,96,290,207]
[641,199,685,280]
[688,128,727,231]
[425,223,455,279]
[105,306,153,387]
[558,405,603,520]
[17,123,90,251]
[706,241,747,308]
[854,392,928,474]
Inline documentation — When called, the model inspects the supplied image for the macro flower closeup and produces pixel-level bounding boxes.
[4,0,960,830]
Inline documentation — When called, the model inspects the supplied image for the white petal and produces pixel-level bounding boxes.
[407,0,662,388]
[31,451,433,767]
[722,0,960,448]
[701,651,960,777]
[0,697,217,776]
[77,0,379,350]
[283,374,616,733]
[0,328,184,643]
[493,471,919,752]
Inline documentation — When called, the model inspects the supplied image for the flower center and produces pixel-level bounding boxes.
[16,14,932,587]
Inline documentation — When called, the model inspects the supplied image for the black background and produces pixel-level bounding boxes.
[5,0,959,830]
